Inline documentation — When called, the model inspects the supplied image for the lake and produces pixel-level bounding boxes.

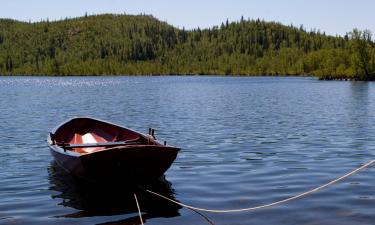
[0,76,374,225]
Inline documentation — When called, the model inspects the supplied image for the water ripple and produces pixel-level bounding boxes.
[0,76,375,224]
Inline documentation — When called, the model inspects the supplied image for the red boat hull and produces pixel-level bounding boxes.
[48,117,179,182]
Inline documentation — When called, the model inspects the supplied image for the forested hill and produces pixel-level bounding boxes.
[0,14,374,79]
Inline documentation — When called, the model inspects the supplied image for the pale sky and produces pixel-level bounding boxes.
[1,0,374,36]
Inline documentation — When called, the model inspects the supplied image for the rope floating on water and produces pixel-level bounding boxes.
[134,193,144,225]
[140,160,375,213]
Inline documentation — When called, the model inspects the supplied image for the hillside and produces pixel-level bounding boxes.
[0,14,374,79]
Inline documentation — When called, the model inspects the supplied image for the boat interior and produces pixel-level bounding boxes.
[52,118,149,154]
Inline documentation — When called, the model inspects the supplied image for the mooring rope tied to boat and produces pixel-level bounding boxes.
[140,160,375,213]
[134,193,144,225]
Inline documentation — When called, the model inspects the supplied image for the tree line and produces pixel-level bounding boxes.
[0,14,374,80]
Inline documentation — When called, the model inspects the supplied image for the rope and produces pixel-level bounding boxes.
[140,160,375,213]
[186,207,215,225]
[134,193,144,225]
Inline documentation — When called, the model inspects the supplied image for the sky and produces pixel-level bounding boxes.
[1,0,374,36]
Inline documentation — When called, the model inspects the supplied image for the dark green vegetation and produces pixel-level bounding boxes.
[0,14,374,79]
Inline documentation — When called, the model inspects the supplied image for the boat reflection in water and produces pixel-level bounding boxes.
[48,161,181,224]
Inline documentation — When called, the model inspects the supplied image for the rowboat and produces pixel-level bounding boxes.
[48,117,180,182]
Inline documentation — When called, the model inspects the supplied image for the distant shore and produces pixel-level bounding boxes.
[0,73,368,81]
[0,14,373,80]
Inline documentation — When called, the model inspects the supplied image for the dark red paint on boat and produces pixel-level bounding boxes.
[48,117,180,182]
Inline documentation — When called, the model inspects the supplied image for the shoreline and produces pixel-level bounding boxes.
[1,73,373,81]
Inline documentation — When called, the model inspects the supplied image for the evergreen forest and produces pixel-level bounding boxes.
[0,14,374,80]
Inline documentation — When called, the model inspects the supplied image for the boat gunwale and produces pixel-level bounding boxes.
[49,142,180,157]
[50,116,146,137]
[48,117,180,157]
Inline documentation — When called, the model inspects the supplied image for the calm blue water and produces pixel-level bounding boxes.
[0,76,374,225]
